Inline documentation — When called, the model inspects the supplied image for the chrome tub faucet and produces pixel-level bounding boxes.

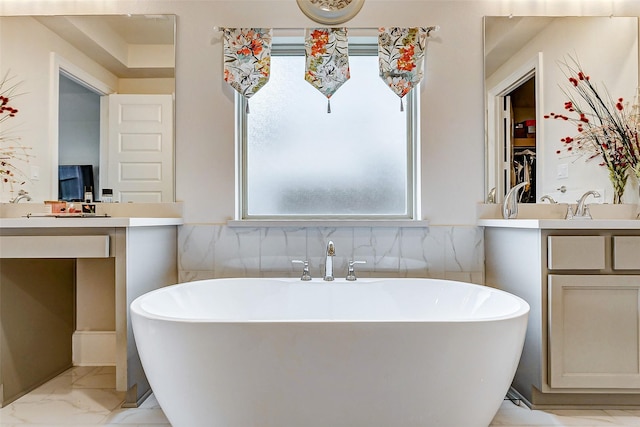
[324,240,335,281]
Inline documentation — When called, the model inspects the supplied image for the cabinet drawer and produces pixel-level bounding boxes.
[614,236,640,270]
[0,235,110,258]
[548,236,605,270]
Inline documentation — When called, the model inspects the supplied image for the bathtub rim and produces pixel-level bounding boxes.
[130,277,530,324]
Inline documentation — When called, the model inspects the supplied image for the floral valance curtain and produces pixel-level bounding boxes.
[304,28,350,113]
[220,26,434,112]
[378,27,429,111]
[222,28,273,112]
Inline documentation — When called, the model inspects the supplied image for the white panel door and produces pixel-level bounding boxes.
[106,94,173,203]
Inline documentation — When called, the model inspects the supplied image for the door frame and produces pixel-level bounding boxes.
[49,52,115,199]
[486,52,543,202]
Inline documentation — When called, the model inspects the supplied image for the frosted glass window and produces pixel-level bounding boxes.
[241,51,416,219]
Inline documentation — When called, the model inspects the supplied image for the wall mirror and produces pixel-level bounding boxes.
[484,16,638,204]
[0,15,176,203]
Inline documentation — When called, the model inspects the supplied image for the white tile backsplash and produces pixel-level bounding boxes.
[179,224,484,283]
[212,225,261,277]
[178,224,216,271]
[443,226,484,273]
[260,227,308,272]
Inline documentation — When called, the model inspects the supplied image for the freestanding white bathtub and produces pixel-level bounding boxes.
[131,278,529,427]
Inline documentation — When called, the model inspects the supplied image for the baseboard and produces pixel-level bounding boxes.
[72,331,116,366]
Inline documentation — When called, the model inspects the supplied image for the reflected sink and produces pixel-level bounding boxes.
[478,203,640,229]
[586,203,639,220]
[478,203,569,220]
[479,203,640,220]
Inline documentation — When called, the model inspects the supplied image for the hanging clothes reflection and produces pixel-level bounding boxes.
[512,148,536,203]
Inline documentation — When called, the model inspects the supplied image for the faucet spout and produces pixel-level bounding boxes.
[573,190,600,218]
[502,182,529,219]
[324,240,335,281]
[540,195,557,204]
[10,189,31,203]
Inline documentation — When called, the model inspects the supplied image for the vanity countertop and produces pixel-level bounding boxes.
[477,203,640,229]
[0,202,183,229]
[0,216,183,229]
[478,218,640,229]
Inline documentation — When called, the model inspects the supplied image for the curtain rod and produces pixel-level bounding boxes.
[214,26,439,34]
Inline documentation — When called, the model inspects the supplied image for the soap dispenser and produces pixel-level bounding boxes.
[84,186,93,203]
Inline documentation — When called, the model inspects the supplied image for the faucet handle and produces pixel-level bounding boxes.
[291,260,312,281]
[346,260,366,281]
[565,204,574,220]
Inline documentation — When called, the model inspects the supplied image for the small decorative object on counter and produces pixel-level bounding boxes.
[45,200,66,213]
[81,204,96,214]
[84,186,93,203]
[101,188,113,203]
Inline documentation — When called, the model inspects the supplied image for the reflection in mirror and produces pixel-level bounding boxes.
[484,16,638,204]
[0,15,175,203]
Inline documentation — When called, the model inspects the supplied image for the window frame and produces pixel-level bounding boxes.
[235,41,420,221]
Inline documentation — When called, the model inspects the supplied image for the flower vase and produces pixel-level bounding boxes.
[609,169,628,204]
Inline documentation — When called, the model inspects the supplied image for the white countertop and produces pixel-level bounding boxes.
[478,218,640,229]
[0,216,183,229]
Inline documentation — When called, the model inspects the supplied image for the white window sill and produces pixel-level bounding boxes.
[226,219,429,228]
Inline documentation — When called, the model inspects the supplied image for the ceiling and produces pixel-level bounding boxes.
[34,14,176,79]
[484,16,554,77]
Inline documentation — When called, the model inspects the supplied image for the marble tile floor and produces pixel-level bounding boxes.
[3,366,640,426]
[0,366,169,426]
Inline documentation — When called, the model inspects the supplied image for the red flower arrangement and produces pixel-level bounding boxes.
[0,71,32,195]
[545,56,640,203]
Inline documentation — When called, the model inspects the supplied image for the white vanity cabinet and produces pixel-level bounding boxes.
[0,213,182,408]
[482,220,640,409]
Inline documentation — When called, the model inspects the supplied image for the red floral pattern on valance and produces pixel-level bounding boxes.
[223,28,273,111]
[378,27,429,110]
[304,28,350,113]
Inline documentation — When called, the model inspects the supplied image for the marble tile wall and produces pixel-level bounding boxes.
[178,225,484,284]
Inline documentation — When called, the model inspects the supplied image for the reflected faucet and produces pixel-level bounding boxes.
[540,195,557,204]
[324,241,335,281]
[10,189,31,203]
[487,187,496,204]
[571,190,600,219]
[502,182,529,219]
